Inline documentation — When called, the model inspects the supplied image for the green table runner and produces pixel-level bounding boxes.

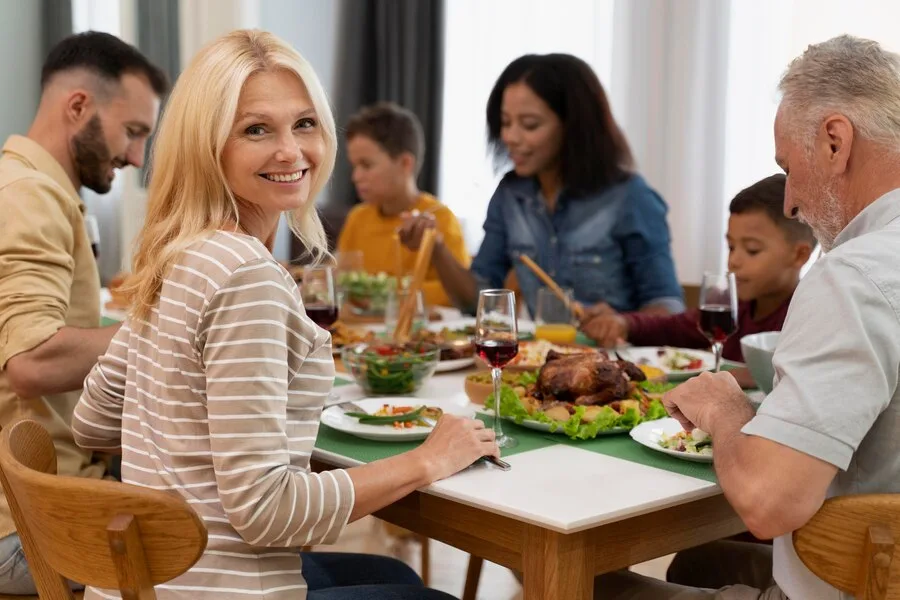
[548,427,717,483]
[315,413,717,483]
[477,416,716,483]
[315,414,554,464]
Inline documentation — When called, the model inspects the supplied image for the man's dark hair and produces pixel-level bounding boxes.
[346,102,425,174]
[41,31,169,96]
[729,174,817,246]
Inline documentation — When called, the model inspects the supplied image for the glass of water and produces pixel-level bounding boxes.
[384,289,425,338]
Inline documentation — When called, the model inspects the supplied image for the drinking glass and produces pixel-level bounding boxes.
[384,289,425,338]
[534,287,577,344]
[475,289,519,449]
[301,266,339,330]
[698,272,738,372]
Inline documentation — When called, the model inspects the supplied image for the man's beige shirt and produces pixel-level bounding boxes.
[0,135,106,538]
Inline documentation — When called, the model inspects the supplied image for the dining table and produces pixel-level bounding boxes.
[100,292,750,599]
[315,330,752,600]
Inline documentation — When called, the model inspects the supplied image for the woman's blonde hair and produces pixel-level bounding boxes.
[124,29,335,319]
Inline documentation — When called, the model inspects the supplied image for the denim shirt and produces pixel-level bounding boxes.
[470,172,684,316]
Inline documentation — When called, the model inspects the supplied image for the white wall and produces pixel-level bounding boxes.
[260,0,345,260]
[0,0,41,143]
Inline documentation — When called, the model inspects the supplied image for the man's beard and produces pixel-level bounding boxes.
[798,175,846,253]
[71,115,114,194]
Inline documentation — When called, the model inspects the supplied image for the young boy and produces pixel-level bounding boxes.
[338,102,470,307]
[581,174,816,378]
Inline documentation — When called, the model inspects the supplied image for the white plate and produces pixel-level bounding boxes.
[629,417,713,463]
[477,408,629,436]
[321,397,471,441]
[434,356,476,372]
[617,346,716,379]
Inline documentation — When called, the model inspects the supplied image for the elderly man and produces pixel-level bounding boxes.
[0,32,167,594]
[595,34,900,600]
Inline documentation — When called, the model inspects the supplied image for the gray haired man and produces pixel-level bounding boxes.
[595,34,900,600]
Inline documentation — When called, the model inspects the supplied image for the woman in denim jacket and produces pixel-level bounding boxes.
[399,53,684,318]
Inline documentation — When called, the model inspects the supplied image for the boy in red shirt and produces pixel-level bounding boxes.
[581,174,816,383]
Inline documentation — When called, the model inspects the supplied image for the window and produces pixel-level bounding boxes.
[72,0,121,37]
[440,0,615,253]
[721,0,900,274]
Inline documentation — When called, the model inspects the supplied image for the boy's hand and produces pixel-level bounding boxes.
[581,314,629,348]
[579,302,616,321]
[398,213,442,250]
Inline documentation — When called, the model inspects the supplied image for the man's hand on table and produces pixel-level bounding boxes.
[661,371,754,435]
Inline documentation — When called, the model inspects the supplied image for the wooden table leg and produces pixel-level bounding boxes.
[419,534,431,586]
[522,524,592,600]
[462,555,484,600]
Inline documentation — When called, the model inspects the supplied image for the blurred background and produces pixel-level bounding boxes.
[5,0,897,286]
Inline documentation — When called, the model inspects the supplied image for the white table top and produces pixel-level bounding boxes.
[317,369,721,534]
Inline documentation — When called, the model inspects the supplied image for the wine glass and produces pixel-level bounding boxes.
[475,289,519,449]
[301,266,339,330]
[698,272,738,372]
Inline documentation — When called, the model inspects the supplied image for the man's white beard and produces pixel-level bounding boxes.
[799,179,845,253]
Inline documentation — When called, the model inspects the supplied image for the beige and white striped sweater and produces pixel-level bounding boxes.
[73,231,354,599]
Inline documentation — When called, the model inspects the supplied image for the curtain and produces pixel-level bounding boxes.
[42,0,72,57]
[137,0,180,85]
[136,0,180,185]
[305,0,446,255]
[609,0,732,284]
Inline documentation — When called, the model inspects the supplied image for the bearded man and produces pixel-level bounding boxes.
[0,31,167,594]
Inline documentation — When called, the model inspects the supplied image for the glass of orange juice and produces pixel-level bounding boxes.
[534,287,578,344]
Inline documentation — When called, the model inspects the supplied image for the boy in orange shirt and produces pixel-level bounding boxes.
[338,103,469,307]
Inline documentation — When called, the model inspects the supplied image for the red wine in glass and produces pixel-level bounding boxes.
[475,288,519,449]
[475,339,519,368]
[306,305,339,329]
[698,272,738,372]
[699,305,736,343]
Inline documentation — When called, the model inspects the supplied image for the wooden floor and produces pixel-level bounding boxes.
[319,516,674,599]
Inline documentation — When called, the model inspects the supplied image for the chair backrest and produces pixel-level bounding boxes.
[0,420,207,599]
[682,284,700,311]
[794,494,900,600]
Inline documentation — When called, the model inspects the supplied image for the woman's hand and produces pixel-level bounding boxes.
[414,414,499,482]
[397,213,441,251]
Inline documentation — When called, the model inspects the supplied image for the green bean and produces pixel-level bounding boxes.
[348,407,425,425]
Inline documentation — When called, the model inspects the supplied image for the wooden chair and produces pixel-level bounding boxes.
[0,420,207,600]
[682,283,700,311]
[794,494,900,600]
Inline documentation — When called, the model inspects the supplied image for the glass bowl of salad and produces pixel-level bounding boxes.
[336,271,406,317]
[341,342,441,395]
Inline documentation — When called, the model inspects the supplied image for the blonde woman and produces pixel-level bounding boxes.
[72,30,495,600]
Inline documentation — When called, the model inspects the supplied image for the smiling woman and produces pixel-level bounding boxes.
[221,71,326,241]
[120,30,336,319]
[72,31,493,600]
[399,53,684,319]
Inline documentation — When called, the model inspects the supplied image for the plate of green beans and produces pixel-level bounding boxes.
[320,398,467,441]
